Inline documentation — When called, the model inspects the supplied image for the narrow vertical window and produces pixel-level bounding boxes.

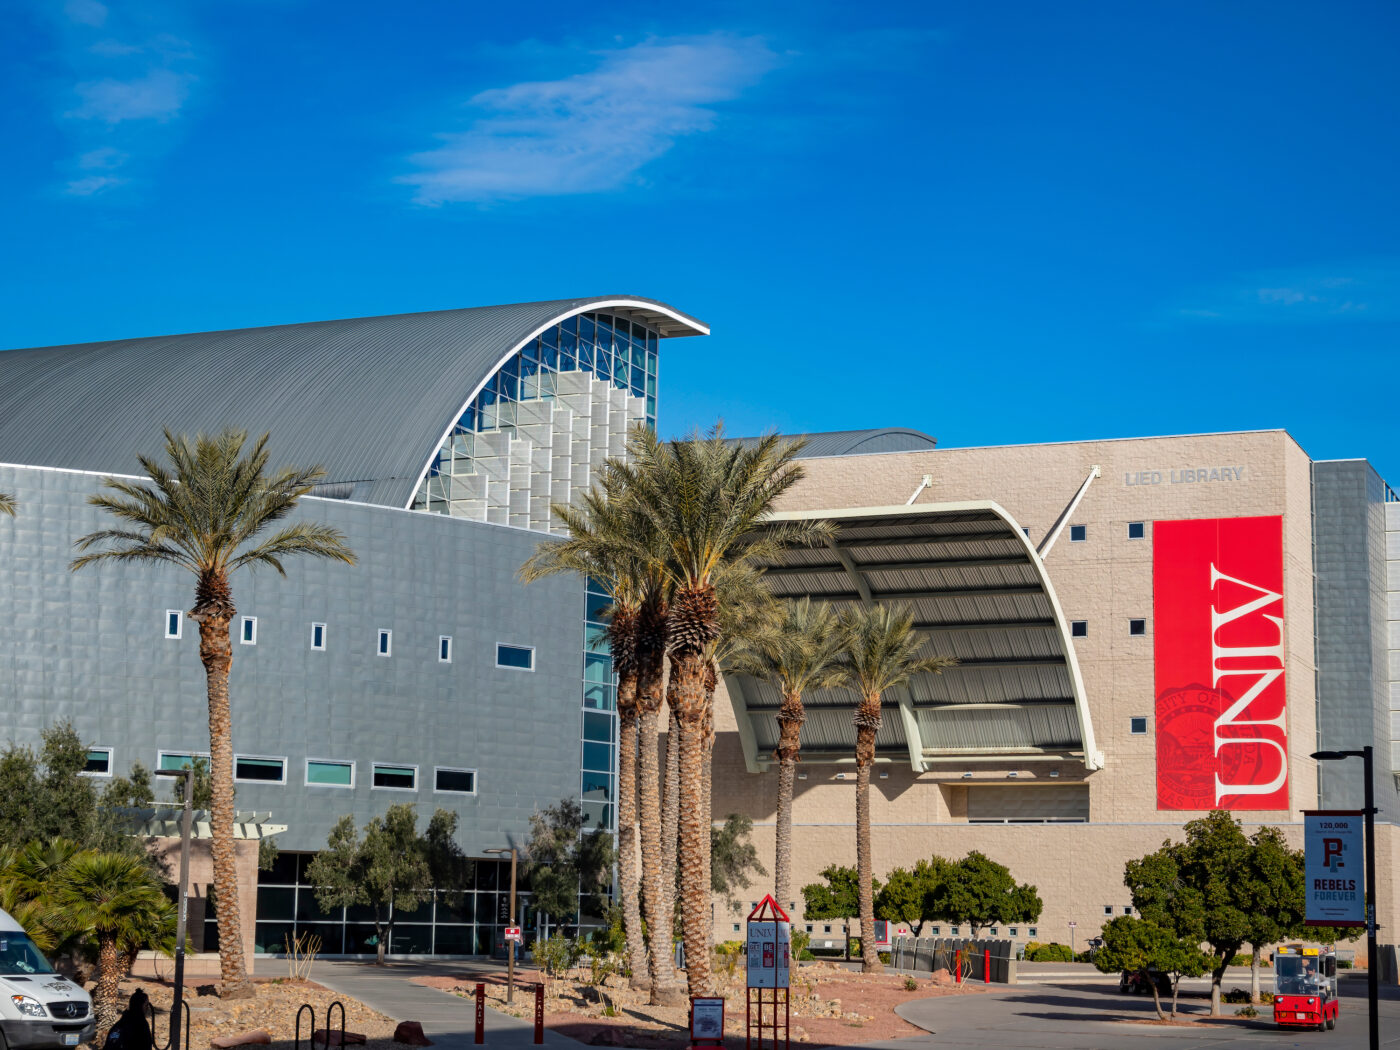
[311,623,326,650]
[165,610,182,639]
[378,629,392,656]
[240,616,257,645]
[439,636,452,663]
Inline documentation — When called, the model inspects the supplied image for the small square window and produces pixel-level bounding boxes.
[823,925,832,934]
[950,926,960,935]
[165,610,182,639]
[989,927,998,936]
[1069,524,1087,542]
[1071,620,1088,638]
[240,616,257,645]
[234,756,285,784]
[1130,717,1149,735]
[378,629,392,656]
[1127,521,1145,539]
[1009,927,1018,937]
[1123,906,1132,915]
[496,643,534,670]
[311,623,326,650]
[805,924,813,933]
[1104,905,1113,915]
[81,748,112,777]
[306,759,353,787]
[1129,618,1146,636]
[930,926,940,936]
[372,763,416,790]
[732,924,740,933]
[1028,927,1038,937]
[439,636,452,663]
[434,767,476,794]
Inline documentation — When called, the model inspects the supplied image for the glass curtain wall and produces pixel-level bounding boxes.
[244,853,533,957]
[412,311,659,515]
[580,575,617,929]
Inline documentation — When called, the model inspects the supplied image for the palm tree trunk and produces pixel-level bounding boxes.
[195,607,251,996]
[616,672,649,991]
[673,653,713,997]
[637,665,682,1005]
[93,933,122,1035]
[854,697,882,975]
[774,690,806,909]
[700,697,714,960]
[662,687,680,909]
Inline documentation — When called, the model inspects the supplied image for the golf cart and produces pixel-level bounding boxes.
[1273,944,1338,1031]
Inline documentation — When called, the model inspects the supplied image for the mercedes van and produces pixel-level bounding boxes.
[0,910,95,1049]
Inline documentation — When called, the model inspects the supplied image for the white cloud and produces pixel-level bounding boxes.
[70,67,193,123]
[64,0,107,27]
[64,174,125,196]
[399,34,777,205]
[1174,267,1398,323]
[77,146,127,169]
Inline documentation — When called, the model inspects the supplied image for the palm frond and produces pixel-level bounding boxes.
[0,492,16,516]
[837,603,957,700]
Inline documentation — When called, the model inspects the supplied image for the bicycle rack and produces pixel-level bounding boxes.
[144,998,191,1050]
[294,1000,347,1050]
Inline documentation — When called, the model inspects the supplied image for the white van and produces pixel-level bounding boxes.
[0,910,95,1049]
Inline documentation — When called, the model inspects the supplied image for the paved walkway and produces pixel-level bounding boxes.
[314,961,574,1050]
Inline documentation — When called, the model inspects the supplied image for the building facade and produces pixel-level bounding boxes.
[712,429,1400,949]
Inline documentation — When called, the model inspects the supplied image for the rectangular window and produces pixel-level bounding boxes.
[733,924,740,933]
[1104,905,1113,915]
[1008,928,1018,937]
[434,767,476,794]
[823,925,832,934]
[805,924,813,934]
[234,756,285,784]
[496,643,534,671]
[1071,620,1088,637]
[989,928,998,936]
[1127,521,1145,539]
[439,636,452,663]
[158,751,208,771]
[165,610,182,639]
[240,616,257,645]
[1130,716,1149,735]
[378,629,392,656]
[1123,906,1133,915]
[81,748,112,777]
[950,926,960,935]
[1029,927,1038,937]
[372,763,417,790]
[306,759,354,787]
[1069,524,1087,542]
[930,926,940,936]
[1129,618,1147,636]
[311,623,326,650]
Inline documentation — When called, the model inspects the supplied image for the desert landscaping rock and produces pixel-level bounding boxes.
[209,1029,272,1048]
[391,1021,432,1046]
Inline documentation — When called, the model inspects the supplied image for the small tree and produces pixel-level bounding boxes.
[710,814,767,911]
[875,858,949,936]
[1095,915,1209,1020]
[523,798,615,937]
[305,805,462,965]
[931,851,1042,935]
[802,865,881,959]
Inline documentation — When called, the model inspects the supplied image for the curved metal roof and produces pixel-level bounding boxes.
[723,501,1102,772]
[0,296,707,510]
[730,428,937,458]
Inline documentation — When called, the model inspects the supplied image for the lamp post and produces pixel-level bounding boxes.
[484,848,518,1005]
[1311,747,1378,1050]
[155,768,194,1050]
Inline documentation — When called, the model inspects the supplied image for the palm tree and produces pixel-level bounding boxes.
[50,851,175,1032]
[0,493,15,516]
[521,482,654,992]
[728,598,845,908]
[613,427,821,995]
[71,429,355,994]
[837,603,954,973]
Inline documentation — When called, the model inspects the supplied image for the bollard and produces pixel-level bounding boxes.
[984,949,991,985]
[475,984,485,1045]
[954,950,961,985]
[533,983,544,1045]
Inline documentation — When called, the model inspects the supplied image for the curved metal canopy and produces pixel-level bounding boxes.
[0,295,706,510]
[724,501,1102,773]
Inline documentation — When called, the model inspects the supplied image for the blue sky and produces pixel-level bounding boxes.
[4,1,1398,480]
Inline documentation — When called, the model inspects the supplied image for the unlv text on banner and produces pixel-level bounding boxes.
[1153,516,1289,811]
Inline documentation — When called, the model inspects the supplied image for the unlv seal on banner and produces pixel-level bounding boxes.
[1153,517,1289,811]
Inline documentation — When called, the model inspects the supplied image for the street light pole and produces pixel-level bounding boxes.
[485,848,518,1005]
[155,768,193,1050]
[1311,747,1379,1050]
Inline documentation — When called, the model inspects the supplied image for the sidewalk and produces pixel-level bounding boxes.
[313,961,580,1050]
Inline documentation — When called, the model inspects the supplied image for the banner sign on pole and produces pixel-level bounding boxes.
[1304,811,1365,926]
[1153,516,1289,811]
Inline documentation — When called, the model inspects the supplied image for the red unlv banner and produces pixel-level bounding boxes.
[1154,516,1289,811]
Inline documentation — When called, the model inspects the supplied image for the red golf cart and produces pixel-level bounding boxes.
[1273,944,1339,1031]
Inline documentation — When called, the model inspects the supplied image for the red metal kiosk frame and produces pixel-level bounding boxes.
[746,895,790,1050]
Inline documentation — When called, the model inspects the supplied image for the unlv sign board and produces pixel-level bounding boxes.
[1154,517,1289,810]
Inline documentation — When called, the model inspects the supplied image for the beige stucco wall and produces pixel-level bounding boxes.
[704,429,1390,945]
[146,836,260,972]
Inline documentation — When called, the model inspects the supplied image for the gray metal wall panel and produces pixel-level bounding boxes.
[1312,460,1397,820]
[0,464,585,855]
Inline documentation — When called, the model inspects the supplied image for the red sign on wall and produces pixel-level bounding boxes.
[1154,516,1289,811]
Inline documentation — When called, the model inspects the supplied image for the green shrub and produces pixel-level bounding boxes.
[879,951,891,965]
[1338,959,1353,969]
[790,928,811,959]
[902,977,917,991]
[1235,1006,1258,1018]
[799,949,815,961]
[1223,988,1252,1004]
[1028,943,1076,963]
